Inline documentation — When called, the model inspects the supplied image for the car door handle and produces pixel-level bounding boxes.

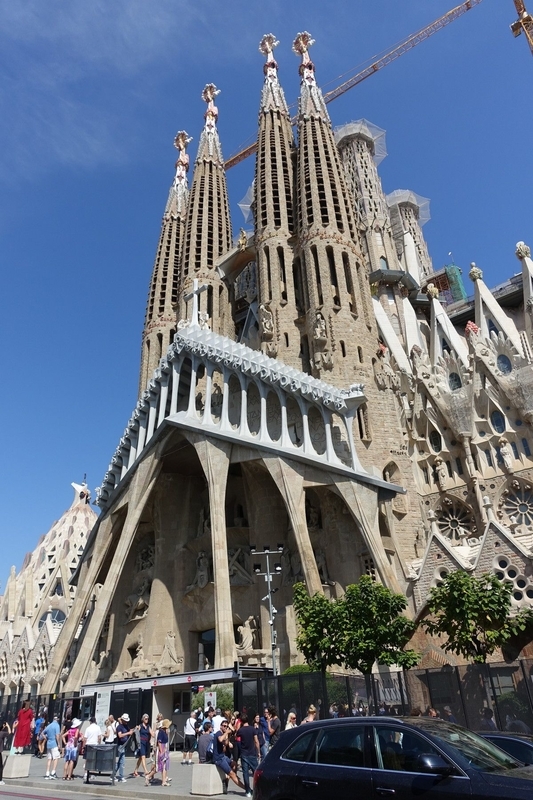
[301,779,319,786]
[376,790,395,796]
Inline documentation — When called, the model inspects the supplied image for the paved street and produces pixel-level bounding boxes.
[0,752,241,800]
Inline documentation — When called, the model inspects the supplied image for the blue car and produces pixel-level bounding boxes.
[481,733,533,766]
[253,716,533,799]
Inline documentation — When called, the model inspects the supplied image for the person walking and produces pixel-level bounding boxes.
[82,716,102,779]
[181,709,198,765]
[265,707,281,748]
[237,715,260,798]
[253,715,266,760]
[116,713,135,782]
[33,711,45,757]
[104,715,117,744]
[62,718,82,780]
[43,714,61,780]
[133,714,153,777]
[145,718,171,787]
[0,721,11,785]
[212,719,245,792]
[301,705,317,724]
[285,712,297,730]
[13,700,34,753]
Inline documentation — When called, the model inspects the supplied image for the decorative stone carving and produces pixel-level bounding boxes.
[186,551,211,592]
[159,630,183,671]
[425,283,439,300]
[313,311,327,342]
[135,544,154,573]
[238,228,248,252]
[131,635,145,669]
[305,501,320,530]
[499,437,514,472]
[258,303,274,340]
[228,548,254,585]
[434,457,448,492]
[236,616,260,652]
[198,507,211,538]
[290,550,304,583]
[436,500,474,544]
[124,577,151,623]
[469,262,483,282]
[516,241,531,260]
[199,311,211,330]
[314,548,333,585]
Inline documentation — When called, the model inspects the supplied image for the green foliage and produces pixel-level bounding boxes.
[282,664,313,675]
[422,571,533,664]
[293,576,419,675]
[193,684,235,713]
[342,576,419,674]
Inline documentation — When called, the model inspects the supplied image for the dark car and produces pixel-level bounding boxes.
[253,716,533,800]
[481,732,533,766]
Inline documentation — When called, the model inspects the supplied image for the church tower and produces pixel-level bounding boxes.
[253,35,299,365]
[139,132,192,392]
[292,33,376,380]
[178,85,233,336]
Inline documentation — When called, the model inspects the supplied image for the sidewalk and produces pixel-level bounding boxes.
[0,751,243,800]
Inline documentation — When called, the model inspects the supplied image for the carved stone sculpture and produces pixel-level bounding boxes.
[160,630,183,671]
[434,457,448,491]
[315,548,333,585]
[499,437,514,472]
[516,241,531,260]
[258,303,274,340]
[228,547,254,585]
[186,551,211,592]
[313,311,327,342]
[236,616,259,652]
[125,577,151,622]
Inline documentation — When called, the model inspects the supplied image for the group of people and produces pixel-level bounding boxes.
[103,712,171,785]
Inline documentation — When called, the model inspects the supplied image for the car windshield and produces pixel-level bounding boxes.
[412,720,520,772]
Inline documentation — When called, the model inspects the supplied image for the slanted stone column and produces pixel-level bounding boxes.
[61,451,162,692]
[333,477,403,595]
[262,456,322,596]
[188,434,236,668]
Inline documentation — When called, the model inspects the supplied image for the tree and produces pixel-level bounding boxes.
[342,576,419,674]
[292,582,346,672]
[293,576,419,674]
[421,570,533,663]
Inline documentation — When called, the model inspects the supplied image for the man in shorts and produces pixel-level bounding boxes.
[213,720,245,791]
[43,714,61,779]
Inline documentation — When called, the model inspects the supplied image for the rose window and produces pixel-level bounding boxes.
[502,483,533,528]
[436,502,473,543]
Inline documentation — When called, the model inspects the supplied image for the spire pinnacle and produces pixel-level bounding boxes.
[202,83,220,133]
[196,83,223,163]
[169,130,192,217]
[259,34,289,114]
[293,32,328,121]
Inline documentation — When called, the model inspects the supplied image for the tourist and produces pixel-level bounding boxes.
[258,711,270,757]
[13,700,34,754]
[426,707,439,718]
[479,707,497,731]
[33,710,45,757]
[104,715,117,744]
[0,721,11,785]
[181,709,198,765]
[213,719,245,791]
[197,721,214,763]
[43,714,61,780]
[253,714,266,760]
[265,706,281,748]
[442,706,457,724]
[212,707,225,733]
[62,717,82,780]
[285,713,297,730]
[82,716,102,779]
[237,714,259,798]
[133,714,153,777]
[116,713,135,782]
[37,714,48,758]
[301,704,317,724]
[145,718,171,787]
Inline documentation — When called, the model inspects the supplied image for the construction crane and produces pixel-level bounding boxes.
[225,0,483,171]
[511,0,533,55]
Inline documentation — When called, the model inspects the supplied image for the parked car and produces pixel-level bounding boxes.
[481,732,533,766]
[253,716,533,800]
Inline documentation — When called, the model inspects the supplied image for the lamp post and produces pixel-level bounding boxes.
[251,544,284,677]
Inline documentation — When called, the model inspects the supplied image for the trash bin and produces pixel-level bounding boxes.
[85,744,117,783]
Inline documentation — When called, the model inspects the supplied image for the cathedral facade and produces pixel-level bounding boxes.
[42,33,533,696]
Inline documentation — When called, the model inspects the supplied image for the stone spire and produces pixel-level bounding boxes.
[254,35,298,362]
[292,34,374,379]
[178,85,233,336]
[139,131,192,392]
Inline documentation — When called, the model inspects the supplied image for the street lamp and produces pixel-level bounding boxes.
[250,543,284,676]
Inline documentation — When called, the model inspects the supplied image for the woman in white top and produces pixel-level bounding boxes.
[181,711,199,765]
[285,713,297,730]
[104,716,117,744]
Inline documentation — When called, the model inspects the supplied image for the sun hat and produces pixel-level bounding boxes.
[121,713,130,722]
[70,718,82,728]
[161,719,171,729]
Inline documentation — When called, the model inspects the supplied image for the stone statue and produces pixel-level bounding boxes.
[306,503,320,530]
[228,548,253,585]
[258,303,274,339]
[515,241,531,260]
[160,630,183,670]
[290,550,304,583]
[238,228,248,252]
[434,457,448,491]
[198,506,211,537]
[236,616,259,652]
[202,83,220,133]
[315,548,333,585]
[499,437,514,472]
[193,551,210,589]
[426,283,439,300]
[125,578,151,622]
[131,636,145,669]
[313,311,327,342]
[135,544,155,573]
[199,311,211,330]
[469,262,483,282]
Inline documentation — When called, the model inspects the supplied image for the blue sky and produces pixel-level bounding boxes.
[1,0,531,583]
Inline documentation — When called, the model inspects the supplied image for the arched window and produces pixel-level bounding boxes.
[379,256,388,271]
[448,372,462,390]
[429,430,442,452]
[490,409,506,434]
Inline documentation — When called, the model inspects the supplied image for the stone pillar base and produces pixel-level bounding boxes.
[3,753,32,778]
[191,763,227,795]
